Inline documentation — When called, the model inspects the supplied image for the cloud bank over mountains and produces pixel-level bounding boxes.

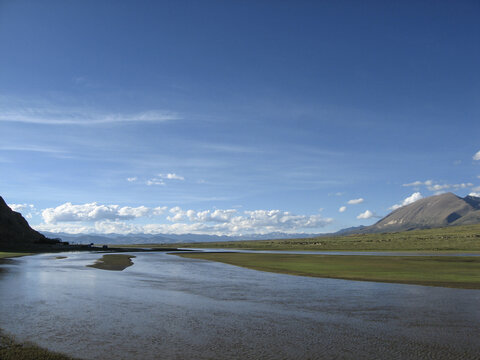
[33,202,333,236]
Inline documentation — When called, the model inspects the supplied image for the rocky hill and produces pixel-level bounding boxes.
[0,196,48,249]
[361,192,480,233]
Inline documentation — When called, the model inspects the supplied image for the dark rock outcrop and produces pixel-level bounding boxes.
[0,196,47,249]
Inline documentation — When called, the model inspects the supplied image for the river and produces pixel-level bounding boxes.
[0,251,479,359]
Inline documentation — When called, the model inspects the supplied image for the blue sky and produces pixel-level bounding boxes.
[1,0,479,236]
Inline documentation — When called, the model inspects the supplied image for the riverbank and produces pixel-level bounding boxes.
[0,330,76,360]
[177,252,480,289]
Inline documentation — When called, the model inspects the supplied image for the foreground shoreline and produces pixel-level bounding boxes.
[0,330,76,360]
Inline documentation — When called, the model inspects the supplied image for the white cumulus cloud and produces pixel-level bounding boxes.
[357,210,374,219]
[8,203,35,212]
[339,206,347,213]
[8,203,37,219]
[41,202,166,224]
[473,150,480,161]
[347,198,364,205]
[469,192,480,198]
[389,192,423,211]
[127,177,137,182]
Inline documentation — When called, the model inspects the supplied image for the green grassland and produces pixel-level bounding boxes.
[87,254,136,271]
[178,252,480,289]
[173,224,480,252]
[0,252,33,259]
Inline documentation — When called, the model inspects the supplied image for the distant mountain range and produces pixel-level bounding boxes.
[40,231,322,245]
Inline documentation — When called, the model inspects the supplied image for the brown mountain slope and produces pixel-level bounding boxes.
[363,192,480,233]
[0,196,47,248]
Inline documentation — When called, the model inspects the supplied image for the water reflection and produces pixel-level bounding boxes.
[0,252,479,359]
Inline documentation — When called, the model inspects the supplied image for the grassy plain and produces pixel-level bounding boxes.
[87,254,135,271]
[173,224,480,252]
[0,252,33,259]
[178,252,480,289]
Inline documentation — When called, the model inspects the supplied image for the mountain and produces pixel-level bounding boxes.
[0,196,48,249]
[333,225,367,235]
[361,192,480,233]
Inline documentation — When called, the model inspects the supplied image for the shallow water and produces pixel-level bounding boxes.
[0,251,479,359]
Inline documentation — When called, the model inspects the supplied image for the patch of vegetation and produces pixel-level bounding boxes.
[174,224,480,252]
[87,254,135,271]
[178,252,480,289]
[0,252,33,259]
[0,330,76,360]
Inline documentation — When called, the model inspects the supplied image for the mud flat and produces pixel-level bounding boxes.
[87,254,136,271]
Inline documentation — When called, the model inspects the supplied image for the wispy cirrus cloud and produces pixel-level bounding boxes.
[158,173,184,180]
[146,179,166,186]
[403,180,433,187]
[0,145,66,154]
[146,173,185,186]
[428,183,473,192]
[403,180,474,193]
[201,143,262,154]
[0,105,180,126]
